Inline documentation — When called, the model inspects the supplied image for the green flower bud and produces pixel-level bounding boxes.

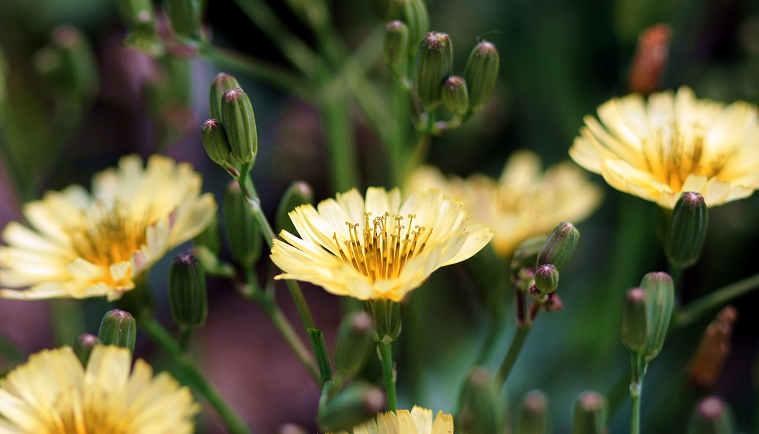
[390,0,429,57]
[193,213,222,257]
[318,382,385,432]
[516,390,548,434]
[201,119,233,166]
[334,312,374,381]
[464,41,499,111]
[665,192,708,268]
[164,0,201,38]
[73,334,100,366]
[414,32,453,110]
[688,396,735,434]
[276,181,314,235]
[209,73,241,122]
[639,271,675,362]
[222,88,258,164]
[510,236,548,280]
[458,367,503,434]
[222,181,262,266]
[571,392,607,434]
[534,264,559,295]
[35,27,98,103]
[441,76,469,115]
[383,21,409,68]
[168,253,208,328]
[117,0,162,55]
[98,309,137,355]
[365,299,402,343]
[537,222,580,271]
[620,287,650,353]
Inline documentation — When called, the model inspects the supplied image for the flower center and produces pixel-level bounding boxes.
[333,212,433,282]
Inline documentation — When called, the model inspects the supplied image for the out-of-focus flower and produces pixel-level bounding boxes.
[570,87,759,208]
[334,406,453,434]
[0,155,216,301]
[270,187,492,301]
[406,150,602,257]
[0,345,199,433]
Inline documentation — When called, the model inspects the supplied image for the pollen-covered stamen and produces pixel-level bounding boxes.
[332,212,431,282]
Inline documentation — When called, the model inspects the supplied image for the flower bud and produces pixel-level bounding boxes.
[365,299,402,343]
[168,253,208,328]
[571,392,607,434]
[222,181,262,266]
[164,0,201,38]
[639,271,675,362]
[441,76,469,115]
[627,24,671,95]
[318,382,385,432]
[201,119,234,168]
[222,88,258,164]
[537,222,580,271]
[383,21,409,67]
[276,181,314,235]
[516,390,548,434]
[510,236,547,281]
[414,32,453,110]
[689,306,737,389]
[688,396,735,434]
[73,334,100,366]
[665,192,708,268]
[534,264,559,295]
[36,27,98,102]
[390,0,429,56]
[98,309,137,355]
[463,41,499,111]
[620,287,650,353]
[117,0,162,55]
[457,367,503,434]
[334,312,374,381]
[209,73,241,121]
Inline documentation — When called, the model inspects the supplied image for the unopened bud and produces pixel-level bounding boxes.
[537,222,580,271]
[164,0,201,38]
[222,88,258,164]
[209,73,241,121]
[318,382,385,432]
[383,21,409,67]
[688,396,735,434]
[463,41,499,111]
[334,312,374,380]
[73,334,100,366]
[390,0,429,57]
[666,192,708,268]
[639,271,675,362]
[365,299,402,343]
[689,306,737,389]
[201,119,233,168]
[620,287,650,353]
[516,390,548,434]
[98,309,137,355]
[414,32,453,110]
[441,76,469,115]
[458,367,503,434]
[222,181,262,266]
[36,26,99,102]
[276,181,314,235]
[279,424,308,434]
[534,264,559,295]
[117,0,162,55]
[510,236,547,281]
[168,253,208,328]
[571,392,607,434]
[628,24,671,95]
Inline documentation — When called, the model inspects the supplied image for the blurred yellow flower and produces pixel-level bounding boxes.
[406,151,602,257]
[0,155,216,301]
[0,345,199,433]
[570,87,759,208]
[336,406,453,434]
[270,187,492,301]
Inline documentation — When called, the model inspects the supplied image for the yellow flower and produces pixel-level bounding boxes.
[570,87,759,208]
[0,345,200,433]
[270,187,493,302]
[406,151,602,258]
[0,155,216,301]
[340,406,454,434]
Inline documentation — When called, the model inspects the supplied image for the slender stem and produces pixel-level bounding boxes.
[179,327,193,354]
[495,323,532,390]
[676,271,759,328]
[378,341,397,412]
[474,314,505,365]
[629,353,644,434]
[140,317,252,434]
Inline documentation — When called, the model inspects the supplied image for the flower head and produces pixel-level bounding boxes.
[270,187,492,301]
[0,155,216,301]
[0,345,200,433]
[406,151,602,257]
[570,87,759,208]
[335,406,453,434]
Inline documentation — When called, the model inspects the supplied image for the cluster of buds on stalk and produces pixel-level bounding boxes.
[619,272,675,362]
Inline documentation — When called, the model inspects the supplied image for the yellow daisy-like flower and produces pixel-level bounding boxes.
[270,187,493,302]
[338,406,453,434]
[406,151,602,258]
[0,345,200,433]
[0,155,216,301]
[570,86,759,208]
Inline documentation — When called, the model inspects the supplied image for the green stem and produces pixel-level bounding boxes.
[48,299,85,347]
[378,341,397,412]
[676,271,759,328]
[179,327,193,354]
[140,318,252,434]
[0,333,25,364]
[629,353,644,434]
[495,323,532,390]
[474,314,505,365]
